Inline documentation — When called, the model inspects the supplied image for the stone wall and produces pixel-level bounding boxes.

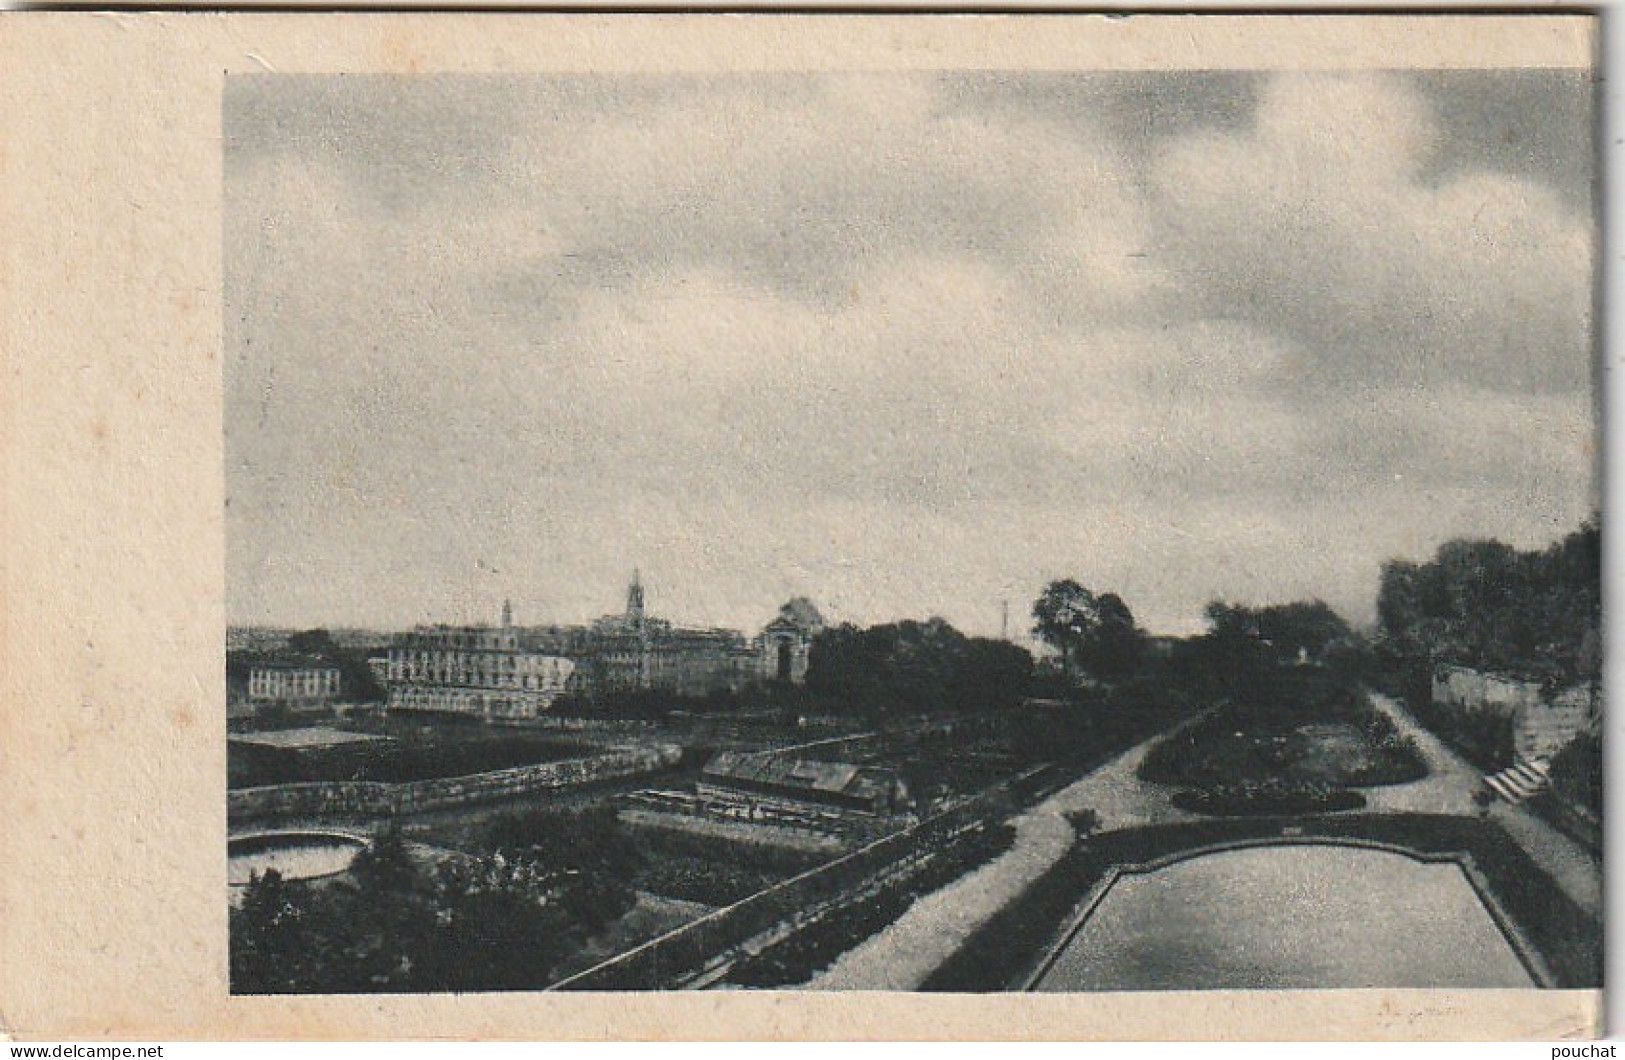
[550,764,1055,990]
[1431,665,1597,761]
[228,744,682,824]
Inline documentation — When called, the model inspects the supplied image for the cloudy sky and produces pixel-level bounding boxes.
[225,69,1596,637]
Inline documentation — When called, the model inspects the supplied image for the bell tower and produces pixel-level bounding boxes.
[625,569,645,630]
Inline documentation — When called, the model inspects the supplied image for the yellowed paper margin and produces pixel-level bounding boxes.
[0,12,1599,1041]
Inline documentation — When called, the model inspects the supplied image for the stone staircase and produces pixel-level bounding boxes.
[1483,756,1552,805]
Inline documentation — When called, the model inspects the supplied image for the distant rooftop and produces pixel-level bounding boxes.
[702,750,893,802]
[248,654,340,671]
[228,727,389,751]
[773,597,825,631]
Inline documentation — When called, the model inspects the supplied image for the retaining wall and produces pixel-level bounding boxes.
[228,744,682,823]
[1431,666,1596,761]
[549,764,1058,990]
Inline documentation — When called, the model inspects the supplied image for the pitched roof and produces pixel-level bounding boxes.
[250,654,340,672]
[702,751,887,797]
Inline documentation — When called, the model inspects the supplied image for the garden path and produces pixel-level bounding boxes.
[802,714,1211,990]
[1366,693,1600,918]
[803,802,1075,989]
[805,693,1601,989]
[1357,693,1481,816]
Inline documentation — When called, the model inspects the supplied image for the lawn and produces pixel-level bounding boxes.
[228,722,593,788]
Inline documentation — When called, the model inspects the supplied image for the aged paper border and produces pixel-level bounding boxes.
[0,12,1602,1041]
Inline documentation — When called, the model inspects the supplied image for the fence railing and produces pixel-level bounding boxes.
[549,763,1058,990]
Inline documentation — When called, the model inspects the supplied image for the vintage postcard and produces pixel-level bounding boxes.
[0,11,1603,1041]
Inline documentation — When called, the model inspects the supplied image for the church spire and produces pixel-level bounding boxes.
[626,569,645,627]
[501,598,513,629]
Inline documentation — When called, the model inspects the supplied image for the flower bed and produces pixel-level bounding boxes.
[1138,670,1426,789]
[1170,780,1365,817]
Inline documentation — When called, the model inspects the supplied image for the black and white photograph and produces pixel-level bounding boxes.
[222,59,1601,996]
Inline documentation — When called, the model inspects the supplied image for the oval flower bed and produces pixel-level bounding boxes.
[1171,780,1366,817]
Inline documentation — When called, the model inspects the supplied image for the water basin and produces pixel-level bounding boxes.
[229,832,366,888]
[1033,843,1534,990]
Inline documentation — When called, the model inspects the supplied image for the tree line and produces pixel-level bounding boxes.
[1376,518,1600,685]
[803,617,1033,718]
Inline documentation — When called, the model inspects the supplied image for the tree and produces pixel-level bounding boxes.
[1376,519,1600,683]
[805,618,1031,717]
[1256,601,1352,662]
[1203,600,1259,641]
[1032,581,1144,683]
[350,828,418,895]
[287,628,339,656]
[417,853,580,990]
[1032,580,1091,681]
[948,637,1035,712]
[485,805,642,879]
[231,869,332,993]
[1081,592,1146,681]
[286,628,385,703]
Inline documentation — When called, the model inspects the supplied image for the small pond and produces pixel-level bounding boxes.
[229,832,367,888]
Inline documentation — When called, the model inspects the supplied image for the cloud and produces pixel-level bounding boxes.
[1150,72,1593,397]
[225,71,1596,635]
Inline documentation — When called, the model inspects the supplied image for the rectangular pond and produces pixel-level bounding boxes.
[1032,843,1536,990]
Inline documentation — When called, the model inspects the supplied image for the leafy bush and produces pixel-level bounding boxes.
[1406,695,1516,772]
[1008,680,1198,768]
[234,820,644,993]
[1547,729,1602,820]
[634,853,791,906]
[484,805,643,877]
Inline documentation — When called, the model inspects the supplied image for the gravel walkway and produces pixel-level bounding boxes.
[803,695,1601,988]
[1366,692,1601,917]
[804,794,1077,989]
[803,718,1208,990]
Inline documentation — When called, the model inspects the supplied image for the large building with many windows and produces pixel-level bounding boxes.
[376,580,825,713]
[385,601,575,720]
[247,658,343,709]
[542,575,822,699]
[567,572,763,697]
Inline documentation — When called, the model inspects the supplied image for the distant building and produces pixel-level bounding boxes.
[226,627,297,654]
[386,577,826,707]
[248,658,342,710]
[698,750,907,815]
[549,574,811,699]
[386,601,575,721]
[758,597,824,684]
